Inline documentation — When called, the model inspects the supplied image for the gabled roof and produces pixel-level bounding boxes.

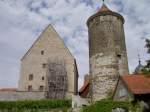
[21,24,74,61]
[121,75,150,94]
[0,88,17,92]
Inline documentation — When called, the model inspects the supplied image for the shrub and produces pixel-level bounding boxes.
[0,99,71,111]
[82,100,139,112]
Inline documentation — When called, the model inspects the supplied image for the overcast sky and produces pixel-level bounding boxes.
[0,0,150,88]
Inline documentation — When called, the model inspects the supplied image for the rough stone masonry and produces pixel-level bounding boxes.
[87,4,129,101]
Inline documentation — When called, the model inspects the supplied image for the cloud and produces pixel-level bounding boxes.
[0,0,150,89]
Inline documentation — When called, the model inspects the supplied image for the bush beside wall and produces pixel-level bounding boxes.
[0,99,71,111]
[82,100,139,112]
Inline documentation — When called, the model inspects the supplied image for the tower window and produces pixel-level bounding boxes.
[39,86,44,91]
[28,85,32,91]
[117,54,121,59]
[41,50,44,55]
[42,63,47,68]
[29,74,33,81]
[42,76,44,80]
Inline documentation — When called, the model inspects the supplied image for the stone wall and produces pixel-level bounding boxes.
[90,53,118,101]
[0,91,46,101]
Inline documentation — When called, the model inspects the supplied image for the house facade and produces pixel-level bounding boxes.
[18,25,78,99]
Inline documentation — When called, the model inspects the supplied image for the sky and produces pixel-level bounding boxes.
[0,0,150,88]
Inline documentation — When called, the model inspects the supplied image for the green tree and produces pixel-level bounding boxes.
[141,39,150,75]
[145,39,150,67]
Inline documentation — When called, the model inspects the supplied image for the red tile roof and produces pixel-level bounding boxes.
[79,81,89,93]
[121,75,150,94]
[79,75,90,98]
[0,88,17,92]
[79,81,90,98]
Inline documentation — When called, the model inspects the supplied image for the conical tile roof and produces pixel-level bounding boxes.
[98,3,112,12]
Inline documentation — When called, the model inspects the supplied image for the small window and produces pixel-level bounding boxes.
[29,74,33,81]
[42,63,47,68]
[39,86,44,91]
[117,54,121,59]
[41,50,44,55]
[28,85,32,91]
[42,76,44,80]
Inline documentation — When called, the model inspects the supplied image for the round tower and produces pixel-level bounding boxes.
[87,3,129,101]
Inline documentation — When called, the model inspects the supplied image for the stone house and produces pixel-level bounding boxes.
[0,24,78,101]
[18,24,78,99]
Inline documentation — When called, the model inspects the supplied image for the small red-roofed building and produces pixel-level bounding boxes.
[113,74,150,102]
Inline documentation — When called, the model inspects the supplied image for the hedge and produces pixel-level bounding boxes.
[82,100,139,112]
[0,99,71,110]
